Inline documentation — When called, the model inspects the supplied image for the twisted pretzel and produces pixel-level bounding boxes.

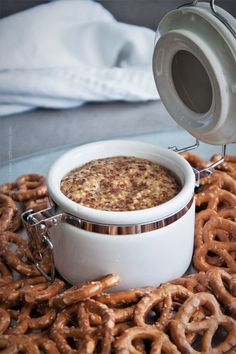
[211,154,236,174]
[0,260,13,287]
[0,335,41,354]
[134,284,193,331]
[201,216,236,244]
[195,187,236,212]
[170,272,210,293]
[0,231,50,277]
[28,333,59,354]
[23,278,65,304]
[23,196,49,212]
[207,268,236,316]
[6,302,56,335]
[218,206,236,221]
[50,303,96,353]
[0,276,48,305]
[193,216,236,272]
[95,286,154,307]
[181,152,210,169]
[198,171,236,195]
[170,292,236,353]
[0,307,10,334]
[49,273,120,309]
[94,286,154,324]
[12,174,47,202]
[194,209,217,248]
[0,182,18,197]
[0,194,20,232]
[194,240,236,273]
[50,299,115,354]
[114,326,180,353]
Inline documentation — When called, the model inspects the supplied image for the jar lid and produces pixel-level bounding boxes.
[152,1,236,145]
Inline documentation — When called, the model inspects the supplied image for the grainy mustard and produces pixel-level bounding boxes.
[60,156,181,211]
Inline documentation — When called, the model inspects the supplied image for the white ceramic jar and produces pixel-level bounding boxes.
[45,140,195,289]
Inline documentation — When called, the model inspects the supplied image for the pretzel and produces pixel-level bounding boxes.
[0,182,18,197]
[170,292,236,353]
[6,302,56,335]
[27,333,60,354]
[207,268,236,316]
[95,286,155,307]
[195,186,236,212]
[134,284,193,332]
[50,303,96,353]
[28,333,59,354]
[49,273,120,309]
[211,153,236,173]
[197,171,236,195]
[0,260,13,287]
[193,215,236,272]
[82,299,115,353]
[0,307,10,334]
[218,205,236,217]
[113,326,180,353]
[0,194,20,232]
[181,151,210,169]
[11,174,47,202]
[194,209,217,248]
[170,271,210,293]
[201,216,236,244]
[23,278,65,303]
[0,335,41,354]
[194,240,236,273]
[0,276,48,305]
[23,196,49,212]
[50,299,115,354]
[0,231,50,277]
[93,286,155,326]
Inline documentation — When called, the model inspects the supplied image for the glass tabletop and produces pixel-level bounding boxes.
[1,127,236,184]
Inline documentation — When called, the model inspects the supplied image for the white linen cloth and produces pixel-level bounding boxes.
[0,0,159,117]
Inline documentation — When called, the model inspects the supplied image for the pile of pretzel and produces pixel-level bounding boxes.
[0,173,49,234]
[0,154,235,353]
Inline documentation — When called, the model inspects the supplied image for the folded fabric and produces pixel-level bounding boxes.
[0,0,159,117]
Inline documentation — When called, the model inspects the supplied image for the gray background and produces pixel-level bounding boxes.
[0,0,235,164]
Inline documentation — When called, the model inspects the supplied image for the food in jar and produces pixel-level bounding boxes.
[60,156,181,211]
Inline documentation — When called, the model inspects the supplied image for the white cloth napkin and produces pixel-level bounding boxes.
[0,0,159,117]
